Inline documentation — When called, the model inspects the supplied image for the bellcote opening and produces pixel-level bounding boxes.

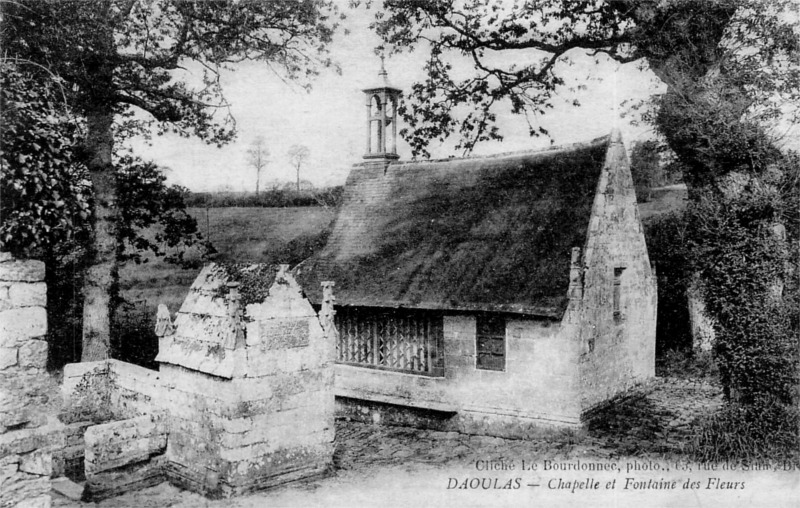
[363,57,401,160]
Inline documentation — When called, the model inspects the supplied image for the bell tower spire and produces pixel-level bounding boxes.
[363,59,401,160]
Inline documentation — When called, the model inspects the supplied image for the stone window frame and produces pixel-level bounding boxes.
[475,314,506,372]
[613,266,626,322]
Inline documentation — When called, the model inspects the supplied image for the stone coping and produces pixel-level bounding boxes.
[335,387,458,414]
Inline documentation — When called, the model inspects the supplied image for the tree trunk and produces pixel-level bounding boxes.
[81,110,117,361]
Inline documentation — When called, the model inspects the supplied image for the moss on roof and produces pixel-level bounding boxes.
[217,263,278,306]
[295,135,610,317]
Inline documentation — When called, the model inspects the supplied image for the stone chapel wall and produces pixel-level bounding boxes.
[335,312,583,439]
[573,132,657,415]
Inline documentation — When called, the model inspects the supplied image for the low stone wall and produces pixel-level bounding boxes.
[60,264,335,499]
[0,253,64,508]
[61,362,115,425]
[84,413,167,500]
[59,358,164,483]
[61,346,335,499]
[61,359,162,423]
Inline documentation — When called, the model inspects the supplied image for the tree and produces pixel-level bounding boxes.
[368,1,800,423]
[287,144,311,191]
[247,136,270,196]
[371,1,797,162]
[115,156,203,268]
[1,62,206,366]
[2,0,340,360]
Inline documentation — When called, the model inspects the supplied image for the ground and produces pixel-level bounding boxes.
[51,376,743,508]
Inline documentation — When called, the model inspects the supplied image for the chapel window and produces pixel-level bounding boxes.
[476,315,505,371]
[613,267,625,320]
[334,307,444,376]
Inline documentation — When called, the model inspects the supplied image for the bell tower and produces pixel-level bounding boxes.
[363,57,401,160]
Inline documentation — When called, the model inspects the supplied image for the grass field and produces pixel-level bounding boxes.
[120,206,335,308]
[193,206,336,263]
[116,206,335,364]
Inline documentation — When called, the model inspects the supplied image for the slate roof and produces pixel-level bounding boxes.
[294,134,612,318]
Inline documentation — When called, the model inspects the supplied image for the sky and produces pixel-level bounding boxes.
[130,3,667,193]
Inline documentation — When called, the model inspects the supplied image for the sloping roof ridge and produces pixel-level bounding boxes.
[388,133,611,167]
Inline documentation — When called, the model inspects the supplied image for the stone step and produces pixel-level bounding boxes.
[51,476,85,501]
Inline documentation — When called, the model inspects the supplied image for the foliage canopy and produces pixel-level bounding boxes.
[0,63,90,258]
[2,0,342,359]
[3,0,341,142]
[370,0,799,163]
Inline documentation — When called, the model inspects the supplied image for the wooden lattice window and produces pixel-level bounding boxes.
[334,307,444,376]
[476,315,505,371]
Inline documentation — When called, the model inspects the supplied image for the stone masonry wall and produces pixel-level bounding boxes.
[59,359,163,484]
[59,264,335,500]
[335,313,583,439]
[572,131,657,414]
[83,412,167,500]
[158,265,334,497]
[61,359,162,423]
[0,253,64,508]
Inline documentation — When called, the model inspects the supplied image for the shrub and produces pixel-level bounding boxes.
[687,182,798,404]
[691,397,800,464]
[185,186,344,209]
